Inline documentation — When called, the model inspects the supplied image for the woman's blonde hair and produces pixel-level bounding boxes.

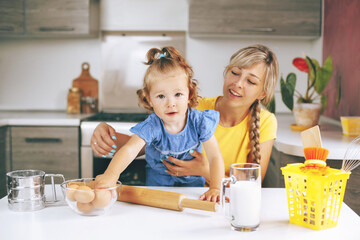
[225,44,279,164]
[137,46,198,111]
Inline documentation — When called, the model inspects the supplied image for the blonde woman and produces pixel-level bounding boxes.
[92,44,278,194]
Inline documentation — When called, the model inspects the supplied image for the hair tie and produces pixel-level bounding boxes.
[159,54,165,58]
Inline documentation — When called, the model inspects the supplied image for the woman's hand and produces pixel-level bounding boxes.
[91,122,117,157]
[199,188,220,202]
[162,150,210,180]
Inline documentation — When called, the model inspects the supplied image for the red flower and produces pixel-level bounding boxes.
[293,57,308,73]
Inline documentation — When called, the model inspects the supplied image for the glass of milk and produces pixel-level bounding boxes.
[220,163,261,231]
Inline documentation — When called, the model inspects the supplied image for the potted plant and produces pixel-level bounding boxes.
[280,55,333,127]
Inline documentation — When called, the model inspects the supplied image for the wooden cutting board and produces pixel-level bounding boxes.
[72,62,98,98]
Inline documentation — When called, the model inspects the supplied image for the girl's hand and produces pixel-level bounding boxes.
[162,150,210,179]
[91,122,117,157]
[199,188,220,202]
[94,174,117,189]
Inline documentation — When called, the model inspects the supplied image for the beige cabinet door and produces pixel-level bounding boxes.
[0,0,25,36]
[25,0,98,37]
[11,126,80,181]
[189,0,321,37]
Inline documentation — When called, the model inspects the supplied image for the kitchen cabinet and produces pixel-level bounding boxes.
[189,0,322,37]
[0,0,25,36]
[10,126,80,181]
[0,0,99,38]
[0,126,10,198]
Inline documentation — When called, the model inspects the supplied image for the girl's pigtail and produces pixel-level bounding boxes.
[249,100,261,164]
[136,88,152,111]
[145,48,162,65]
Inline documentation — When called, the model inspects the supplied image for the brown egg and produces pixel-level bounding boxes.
[86,181,95,189]
[92,190,112,208]
[77,202,94,213]
[74,186,95,203]
[66,184,79,201]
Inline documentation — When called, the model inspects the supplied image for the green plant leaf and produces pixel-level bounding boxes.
[320,94,327,114]
[305,57,319,87]
[315,56,333,94]
[280,73,296,111]
[266,96,276,113]
[336,74,341,106]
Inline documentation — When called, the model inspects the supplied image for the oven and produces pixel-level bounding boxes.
[80,112,149,185]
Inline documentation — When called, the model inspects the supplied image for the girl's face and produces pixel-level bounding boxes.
[147,70,190,126]
[223,63,266,108]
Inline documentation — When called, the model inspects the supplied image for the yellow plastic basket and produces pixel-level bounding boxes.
[281,163,351,230]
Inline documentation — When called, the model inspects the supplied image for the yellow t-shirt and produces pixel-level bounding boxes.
[196,97,277,176]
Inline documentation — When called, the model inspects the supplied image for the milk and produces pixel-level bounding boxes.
[230,181,261,227]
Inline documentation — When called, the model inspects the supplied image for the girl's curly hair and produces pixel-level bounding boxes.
[136,46,198,111]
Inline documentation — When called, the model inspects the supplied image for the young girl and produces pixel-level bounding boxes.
[94,47,224,201]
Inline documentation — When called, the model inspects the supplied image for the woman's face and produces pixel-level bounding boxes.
[222,63,266,108]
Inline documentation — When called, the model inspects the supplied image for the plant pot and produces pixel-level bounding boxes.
[293,103,322,127]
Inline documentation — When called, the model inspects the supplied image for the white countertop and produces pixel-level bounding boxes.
[0,110,93,127]
[274,113,356,159]
[0,187,359,240]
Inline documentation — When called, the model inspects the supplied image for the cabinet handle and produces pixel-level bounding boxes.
[239,28,275,33]
[25,137,62,143]
[38,27,75,32]
[0,26,15,32]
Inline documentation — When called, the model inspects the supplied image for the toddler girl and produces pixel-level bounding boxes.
[95,46,224,201]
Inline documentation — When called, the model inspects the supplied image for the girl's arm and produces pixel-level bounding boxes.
[95,134,146,188]
[247,139,275,181]
[199,135,225,201]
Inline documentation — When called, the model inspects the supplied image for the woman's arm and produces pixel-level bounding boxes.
[91,122,145,157]
[95,134,146,188]
[247,139,275,181]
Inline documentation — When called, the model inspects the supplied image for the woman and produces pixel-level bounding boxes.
[91,44,278,185]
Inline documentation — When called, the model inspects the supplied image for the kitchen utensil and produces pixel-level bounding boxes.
[303,147,329,161]
[281,164,350,230]
[72,62,98,98]
[118,185,218,212]
[60,178,122,216]
[341,135,360,172]
[6,170,65,211]
[220,163,261,231]
[301,125,322,148]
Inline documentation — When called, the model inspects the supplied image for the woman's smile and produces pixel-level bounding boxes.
[229,89,242,97]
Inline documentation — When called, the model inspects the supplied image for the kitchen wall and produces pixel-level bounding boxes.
[0,0,322,113]
[0,38,101,110]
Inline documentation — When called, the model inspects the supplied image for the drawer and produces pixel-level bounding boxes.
[11,127,79,180]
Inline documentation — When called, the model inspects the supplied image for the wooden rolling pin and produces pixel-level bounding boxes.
[117,185,218,212]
